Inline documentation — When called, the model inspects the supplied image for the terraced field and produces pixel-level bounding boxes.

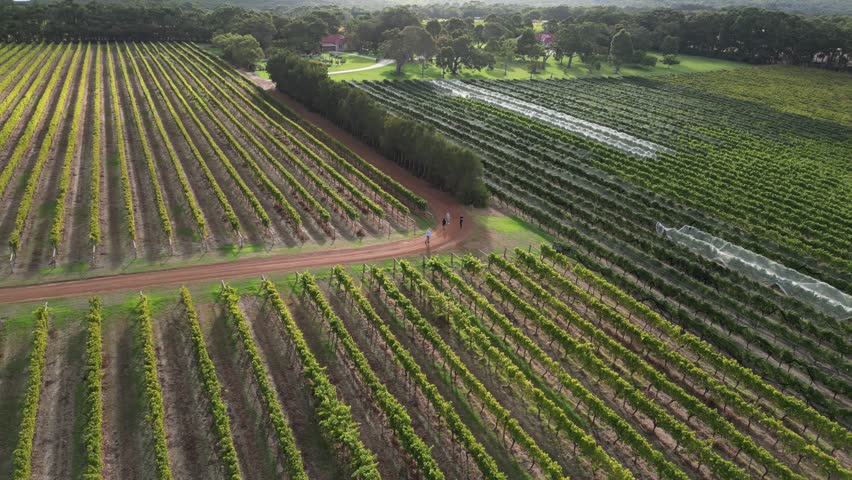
[0,42,424,275]
[3,253,849,479]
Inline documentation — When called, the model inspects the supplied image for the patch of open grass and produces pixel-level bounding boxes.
[478,215,552,246]
[327,53,377,72]
[331,52,745,82]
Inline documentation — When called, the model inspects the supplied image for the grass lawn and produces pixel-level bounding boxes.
[331,52,747,82]
[328,53,378,72]
[254,60,270,79]
[478,215,552,246]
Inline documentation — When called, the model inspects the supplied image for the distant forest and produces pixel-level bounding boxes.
[11,0,851,16]
[1,0,849,66]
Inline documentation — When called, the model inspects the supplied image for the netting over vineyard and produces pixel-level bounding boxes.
[658,223,852,320]
[432,80,670,159]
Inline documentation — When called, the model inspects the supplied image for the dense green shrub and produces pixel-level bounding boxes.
[267,52,488,207]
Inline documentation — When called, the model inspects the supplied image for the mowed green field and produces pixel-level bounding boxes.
[330,52,746,82]
[328,53,378,72]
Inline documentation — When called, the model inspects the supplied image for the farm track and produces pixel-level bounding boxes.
[152,303,222,479]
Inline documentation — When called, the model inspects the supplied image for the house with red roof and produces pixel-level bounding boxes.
[320,34,346,52]
[536,33,555,47]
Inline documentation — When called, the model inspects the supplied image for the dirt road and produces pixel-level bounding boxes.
[0,86,473,305]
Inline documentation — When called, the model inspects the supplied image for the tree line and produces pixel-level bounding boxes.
[343,5,850,72]
[0,1,347,44]
[266,52,489,206]
[539,6,851,65]
[2,1,848,68]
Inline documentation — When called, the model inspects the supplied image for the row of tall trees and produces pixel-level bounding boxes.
[366,13,658,77]
[0,1,210,42]
[0,0,346,48]
[2,2,848,66]
[267,52,489,206]
[411,1,850,18]
[342,5,849,77]
[342,9,501,76]
[353,5,850,69]
[541,6,851,64]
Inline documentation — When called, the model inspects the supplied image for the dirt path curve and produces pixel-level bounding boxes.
[0,84,474,305]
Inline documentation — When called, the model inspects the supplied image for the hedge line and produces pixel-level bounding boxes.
[267,52,488,207]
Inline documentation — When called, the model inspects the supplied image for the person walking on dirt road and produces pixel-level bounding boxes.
[459,215,464,229]
[445,211,451,225]
[442,217,447,231]
[426,228,432,246]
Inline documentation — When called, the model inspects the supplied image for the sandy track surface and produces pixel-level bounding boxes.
[0,85,473,304]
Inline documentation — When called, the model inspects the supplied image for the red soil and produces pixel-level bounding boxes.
[0,84,474,304]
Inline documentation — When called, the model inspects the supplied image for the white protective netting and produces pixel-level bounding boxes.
[432,80,671,159]
[657,223,852,320]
